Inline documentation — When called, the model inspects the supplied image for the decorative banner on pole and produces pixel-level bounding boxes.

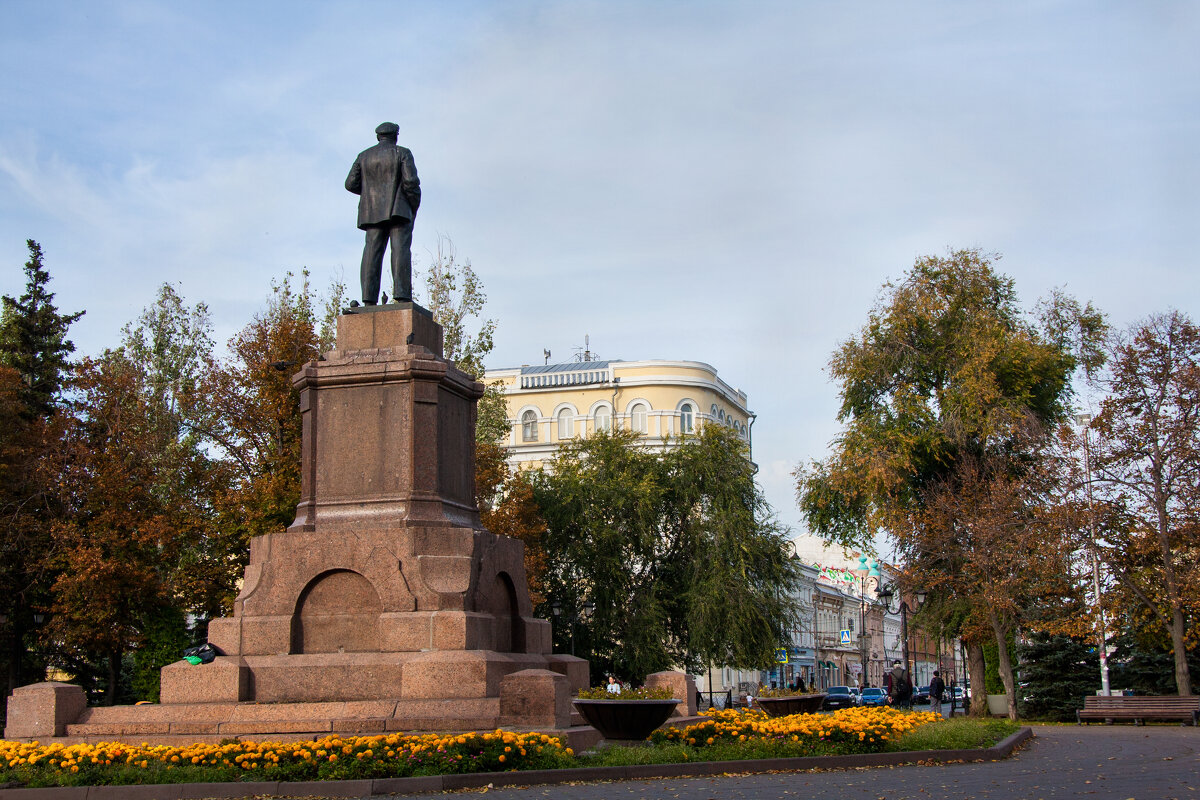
[818,566,856,585]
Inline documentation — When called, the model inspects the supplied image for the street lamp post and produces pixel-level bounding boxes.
[876,583,927,683]
[1076,413,1111,697]
[853,556,882,687]
[550,600,595,657]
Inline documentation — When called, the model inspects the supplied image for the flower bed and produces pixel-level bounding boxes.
[650,706,941,755]
[1,707,948,788]
[0,730,572,788]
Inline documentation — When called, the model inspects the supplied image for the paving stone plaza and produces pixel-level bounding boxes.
[358,726,1197,800]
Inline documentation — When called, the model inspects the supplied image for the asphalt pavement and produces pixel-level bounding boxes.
[362,725,1199,800]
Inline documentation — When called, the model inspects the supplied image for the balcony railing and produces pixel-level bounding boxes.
[519,367,611,389]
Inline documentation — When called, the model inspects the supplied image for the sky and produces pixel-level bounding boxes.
[2,1,1197,546]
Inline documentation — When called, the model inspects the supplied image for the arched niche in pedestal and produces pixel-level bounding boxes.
[291,569,382,654]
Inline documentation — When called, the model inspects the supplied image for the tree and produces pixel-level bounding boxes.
[0,241,81,710]
[532,425,801,683]
[911,434,1083,718]
[48,351,180,704]
[0,240,84,418]
[1089,311,1199,695]
[1017,632,1098,721]
[417,236,507,445]
[795,249,1103,717]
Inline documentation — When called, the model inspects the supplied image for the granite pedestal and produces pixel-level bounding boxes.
[5,304,588,742]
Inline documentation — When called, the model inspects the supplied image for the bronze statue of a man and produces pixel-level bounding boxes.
[346,122,421,304]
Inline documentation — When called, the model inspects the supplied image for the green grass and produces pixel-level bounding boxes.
[575,717,1018,768]
[577,738,841,768]
[888,717,1020,751]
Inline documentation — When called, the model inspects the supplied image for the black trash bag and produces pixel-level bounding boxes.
[182,643,223,665]
[195,643,220,664]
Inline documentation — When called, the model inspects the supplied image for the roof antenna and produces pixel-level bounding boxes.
[544,348,551,365]
[574,335,596,363]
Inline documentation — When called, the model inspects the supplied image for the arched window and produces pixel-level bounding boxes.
[629,402,648,434]
[679,403,694,434]
[557,408,574,439]
[594,406,611,433]
[718,409,726,423]
[521,410,538,442]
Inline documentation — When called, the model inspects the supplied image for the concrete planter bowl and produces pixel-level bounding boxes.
[756,693,828,717]
[573,698,680,741]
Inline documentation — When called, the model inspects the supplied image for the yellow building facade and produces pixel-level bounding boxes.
[483,359,753,469]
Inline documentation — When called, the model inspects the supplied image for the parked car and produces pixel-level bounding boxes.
[823,686,856,711]
[859,687,888,707]
[913,685,930,704]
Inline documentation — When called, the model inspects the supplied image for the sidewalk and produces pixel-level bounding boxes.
[409,724,1196,800]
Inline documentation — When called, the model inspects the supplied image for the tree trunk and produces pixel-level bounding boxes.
[6,616,27,698]
[105,651,120,706]
[967,640,987,716]
[1169,606,1194,696]
[989,611,1018,721]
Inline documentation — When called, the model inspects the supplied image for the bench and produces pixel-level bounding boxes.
[1076,695,1199,726]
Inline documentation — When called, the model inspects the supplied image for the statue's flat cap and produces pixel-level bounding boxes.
[375,122,399,136]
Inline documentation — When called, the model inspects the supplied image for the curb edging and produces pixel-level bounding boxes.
[0,727,1034,799]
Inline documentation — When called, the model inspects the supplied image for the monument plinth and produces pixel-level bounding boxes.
[5,304,589,742]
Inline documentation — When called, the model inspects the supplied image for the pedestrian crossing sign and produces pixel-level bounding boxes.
[839,629,851,644]
[775,648,789,664]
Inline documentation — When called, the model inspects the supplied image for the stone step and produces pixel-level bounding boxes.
[68,697,503,738]
[77,696,499,724]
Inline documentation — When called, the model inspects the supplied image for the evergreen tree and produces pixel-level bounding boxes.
[0,240,84,418]
[1017,632,1098,720]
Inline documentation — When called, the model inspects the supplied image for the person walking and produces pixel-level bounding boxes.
[929,670,945,716]
[888,661,912,709]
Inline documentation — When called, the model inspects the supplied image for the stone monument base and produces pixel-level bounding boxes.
[3,303,605,746]
[4,661,595,748]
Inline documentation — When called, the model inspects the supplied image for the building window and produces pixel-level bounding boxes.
[629,402,648,434]
[679,403,694,434]
[718,409,726,423]
[594,406,611,432]
[521,410,538,442]
[557,408,574,439]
